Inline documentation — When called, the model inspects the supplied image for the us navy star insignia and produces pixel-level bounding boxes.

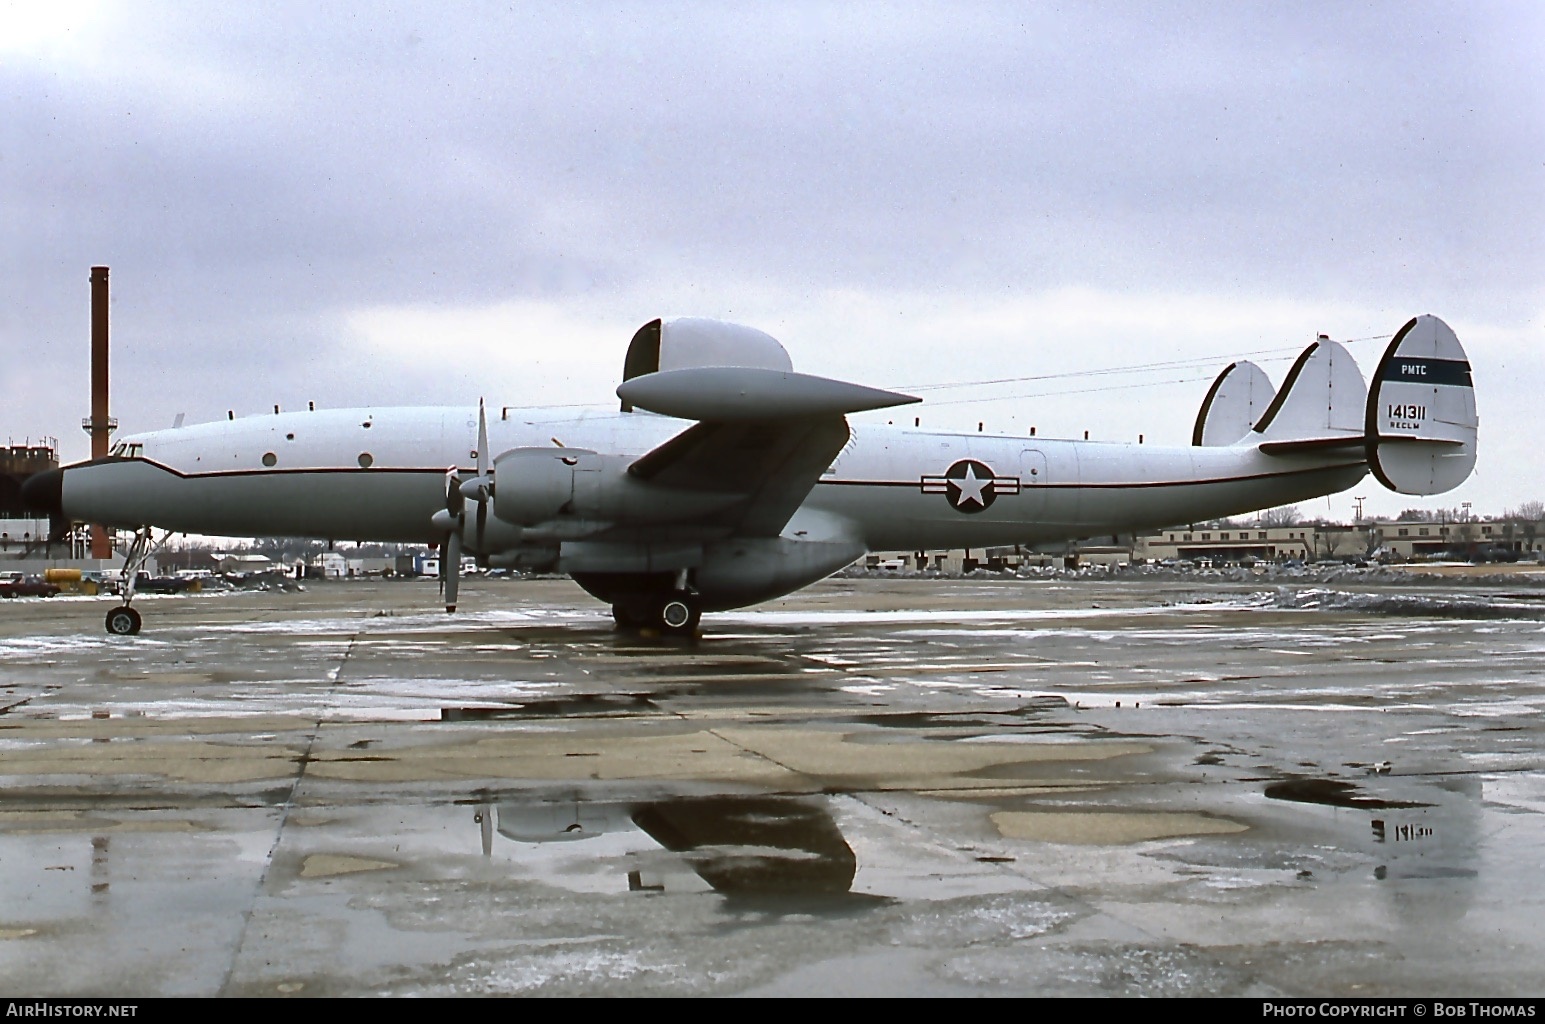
[920,459,1021,514]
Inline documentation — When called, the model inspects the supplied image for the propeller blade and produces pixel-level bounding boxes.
[476,398,489,480]
[444,530,461,612]
[437,465,468,612]
[472,401,492,554]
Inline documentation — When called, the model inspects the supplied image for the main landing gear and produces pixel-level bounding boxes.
[104,526,172,636]
[611,590,702,638]
[574,570,703,639]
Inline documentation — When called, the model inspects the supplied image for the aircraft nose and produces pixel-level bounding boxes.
[20,468,64,517]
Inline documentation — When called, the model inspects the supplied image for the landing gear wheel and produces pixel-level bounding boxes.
[611,603,650,630]
[105,606,142,636]
[657,592,701,637]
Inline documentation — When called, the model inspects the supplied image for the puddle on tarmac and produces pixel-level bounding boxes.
[1264,778,1432,810]
[844,697,1073,731]
[1132,772,1502,933]
[475,794,888,910]
[440,695,657,720]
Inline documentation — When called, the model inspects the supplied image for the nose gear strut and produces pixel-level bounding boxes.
[105,526,175,635]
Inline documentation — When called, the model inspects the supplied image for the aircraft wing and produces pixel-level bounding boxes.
[618,367,917,537]
[628,416,851,536]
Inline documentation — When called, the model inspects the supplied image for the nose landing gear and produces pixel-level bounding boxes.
[103,525,172,636]
[105,605,142,636]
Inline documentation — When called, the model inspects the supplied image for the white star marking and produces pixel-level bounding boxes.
[953,464,991,508]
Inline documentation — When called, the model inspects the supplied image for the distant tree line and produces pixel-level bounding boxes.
[1188,500,1545,533]
[1391,503,1545,523]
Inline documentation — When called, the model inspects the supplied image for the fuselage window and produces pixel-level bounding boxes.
[262,452,277,467]
[358,453,374,469]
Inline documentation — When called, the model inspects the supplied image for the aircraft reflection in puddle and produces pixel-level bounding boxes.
[475,795,883,907]
[1263,774,1483,926]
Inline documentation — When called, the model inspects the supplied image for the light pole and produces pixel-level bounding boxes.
[1353,496,1372,558]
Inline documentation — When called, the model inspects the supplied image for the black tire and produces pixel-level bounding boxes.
[611,603,649,630]
[657,593,701,636]
[105,606,142,636]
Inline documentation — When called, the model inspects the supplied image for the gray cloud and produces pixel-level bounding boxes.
[3,2,1541,516]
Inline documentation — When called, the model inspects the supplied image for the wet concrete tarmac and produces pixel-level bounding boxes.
[1,574,1543,996]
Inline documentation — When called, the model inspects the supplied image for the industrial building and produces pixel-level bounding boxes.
[0,441,70,560]
[0,267,127,575]
[863,514,1545,574]
[1137,523,1360,564]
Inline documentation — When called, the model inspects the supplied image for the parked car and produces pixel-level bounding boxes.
[0,572,61,598]
[134,572,200,594]
[81,571,121,596]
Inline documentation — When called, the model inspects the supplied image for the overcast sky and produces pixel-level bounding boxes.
[4,2,1542,521]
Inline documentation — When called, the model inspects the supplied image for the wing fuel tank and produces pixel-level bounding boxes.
[616,367,918,421]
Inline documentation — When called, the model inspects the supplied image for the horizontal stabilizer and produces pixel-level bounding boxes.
[1251,338,1366,444]
[616,367,919,422]
[1257,436,1368,456]
[1364,315,1477,495]
[1193,360,1275,446]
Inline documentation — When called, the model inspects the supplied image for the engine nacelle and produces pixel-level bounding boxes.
[569,526,866,613]
[491,448,592,526]
[491,447,741,528]
[693,535,866,610]
[484,544,560,572]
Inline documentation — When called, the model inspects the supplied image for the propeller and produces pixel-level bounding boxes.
[436,465,465,612]
[459,399,493,558]
[432,400,492,613]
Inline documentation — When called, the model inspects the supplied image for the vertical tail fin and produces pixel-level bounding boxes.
[1193,361,1275,446]
[1364,315,1477,495]
[1250,338,1366,444]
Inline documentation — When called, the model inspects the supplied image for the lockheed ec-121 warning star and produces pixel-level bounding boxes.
[22,314,1478,636]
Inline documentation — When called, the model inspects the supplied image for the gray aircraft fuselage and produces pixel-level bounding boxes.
[58,404,1365,553]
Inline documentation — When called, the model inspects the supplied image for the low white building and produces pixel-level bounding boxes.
[215,553,275,574]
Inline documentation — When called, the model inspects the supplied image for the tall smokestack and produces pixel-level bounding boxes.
[87,266,115,559]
